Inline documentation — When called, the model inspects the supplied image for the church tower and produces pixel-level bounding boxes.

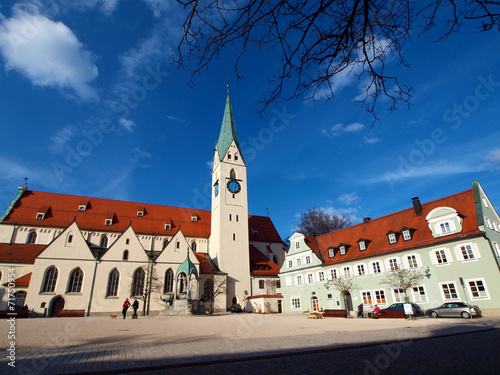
[209,90,251,309]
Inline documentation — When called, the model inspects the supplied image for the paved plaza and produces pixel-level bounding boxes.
[1,313,499,374]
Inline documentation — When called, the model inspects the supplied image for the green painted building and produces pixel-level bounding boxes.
[279,181,500,315]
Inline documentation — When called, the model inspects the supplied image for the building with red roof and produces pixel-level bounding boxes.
[0,92,285,316]
[280,181,500,316]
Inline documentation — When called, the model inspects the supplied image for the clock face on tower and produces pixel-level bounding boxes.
[227,180,241,194]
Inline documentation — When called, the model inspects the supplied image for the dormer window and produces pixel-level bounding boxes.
[78,201,89,212]
[328,248,334,258]
[359,241,366,251]
[165,223,171,230]
[191,213,198,222]
[426,207,463,238]
[388,233,396,244]
[137,208,144,217]
[36,205,50,220]
[105,212,114,226]
[252,229,259,237]
[340,246,346,255]
[402,229,411,241]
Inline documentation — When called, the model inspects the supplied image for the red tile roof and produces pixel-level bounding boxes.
[4,272,31,287]
[249,245,281,276]
[0,244,45,263]
[194,253,224,274]
[316,189,480,265]
[2,190,282,242]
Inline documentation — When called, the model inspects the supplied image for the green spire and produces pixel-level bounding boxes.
[216,92,243,162]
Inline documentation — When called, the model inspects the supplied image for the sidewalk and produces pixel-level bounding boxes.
[1,313,499,374]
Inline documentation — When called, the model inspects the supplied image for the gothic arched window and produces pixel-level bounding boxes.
[27,231,37,244]
[106,269,120,297]
[164,268,174,293]
[41,266,58,293]
[100,235,108,248]
[67,268,84,293]
[230,169,236,180]
[131,268,145,296]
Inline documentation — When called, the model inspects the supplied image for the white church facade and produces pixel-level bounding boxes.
[0,93,286,317]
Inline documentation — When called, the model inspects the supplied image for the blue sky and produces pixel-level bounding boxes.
[0,1,499,240]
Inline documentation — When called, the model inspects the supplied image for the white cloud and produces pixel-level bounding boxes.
[0,7,98,101]
[48,125,78,155]
[484,149,500,170]
[119,118,136,132]
[364,136,381,144]
[338,192,361,205]
[322,122,364,137]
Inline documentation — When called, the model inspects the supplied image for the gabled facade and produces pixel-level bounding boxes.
[280,181,500,315]
[0,92,285,315]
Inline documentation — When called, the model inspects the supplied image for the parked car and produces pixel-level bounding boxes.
[426,302,481,319]
[378,303,425,318]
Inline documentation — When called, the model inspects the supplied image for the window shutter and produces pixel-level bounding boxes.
[450,220,457,231]
[444,248,454,263]
[415,254,422,267]
[473,243,481,259]
[454,246,464,261]
[429,250,438,265]
[286,276,292,288]
[402,256,409,269]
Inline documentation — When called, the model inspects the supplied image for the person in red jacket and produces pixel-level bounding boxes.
[122,298,131,319]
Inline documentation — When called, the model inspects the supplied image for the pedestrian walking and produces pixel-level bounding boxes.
[122,298,131,319]
[132,299,139,319]
[357,303,364,318]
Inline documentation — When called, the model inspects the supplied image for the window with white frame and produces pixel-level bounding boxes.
[307,273,314,284]
[329,269,337,280]
[393,288,405,303]
[407,255,418,268]
[467,279,489,299]
[297,258,302,266]
[486,218,493,229]
[318,271,325,282]
[361,291,372,305]
[412,286,427,303]
[343,266,351,278]
[305,255,311,264]
[291,298,301,310]
[288,260,293,268]
[359,241,366,251]
[371,261,382,275]
[327,294,333,300]
[494,242,500,257]
[434,249,449,264]
[295,241,300,249]
[459,244,476,261]
[296,275,303,285]
[340,246,346,255]
[441,282,459,300]
[285,276,292,288]
[402,230,411,241]
[388,233,397,244]
[328,249,334,258]
[374,289,386,304]
[439,221,452,234]
[357,264,366,276]
[388,258,398,271]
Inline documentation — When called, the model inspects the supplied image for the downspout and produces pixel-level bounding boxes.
[9,223,16,245]
[86,256,99,316]
[146,233,154,315]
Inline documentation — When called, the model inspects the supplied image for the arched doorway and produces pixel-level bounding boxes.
[343,292,353,312]
[50,296,65,317]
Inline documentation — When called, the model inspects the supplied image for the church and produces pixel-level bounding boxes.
[0,93,286,317]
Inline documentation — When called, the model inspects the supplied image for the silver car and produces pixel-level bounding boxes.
[427,302,481,319]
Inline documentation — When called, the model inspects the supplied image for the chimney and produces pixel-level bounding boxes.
[363,217,371,224]
[412,197,422,216]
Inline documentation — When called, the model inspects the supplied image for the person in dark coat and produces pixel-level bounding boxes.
[357,303,364,318]
[132,299,139,319]
[122,298,131,319]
